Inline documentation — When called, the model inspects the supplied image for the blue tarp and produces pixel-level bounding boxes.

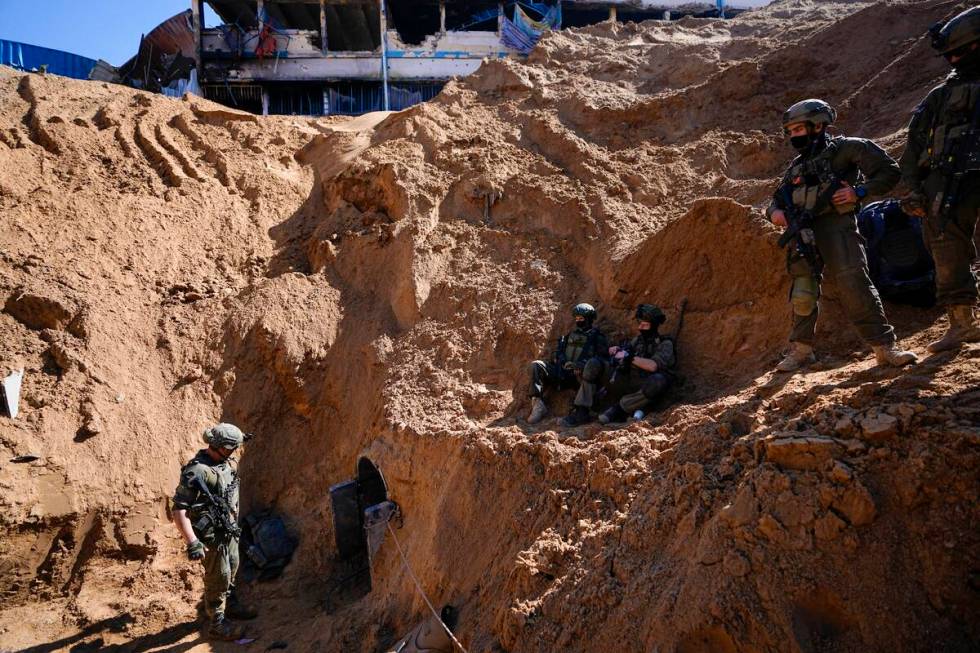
[501,3,562,54]
[0,39,97,80]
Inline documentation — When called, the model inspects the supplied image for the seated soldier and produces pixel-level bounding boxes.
[598,304,676,425]
[526,303,609,427]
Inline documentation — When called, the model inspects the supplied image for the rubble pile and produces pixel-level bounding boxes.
[1,0,978,650]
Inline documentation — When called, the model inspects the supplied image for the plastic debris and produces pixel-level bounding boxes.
[1,369,24,419]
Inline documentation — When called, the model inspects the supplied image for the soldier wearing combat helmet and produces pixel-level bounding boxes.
[526,303,609,427]
[172,423,258,640]
[766,99,918,371]
[900,6,980,352]
[597,304,677,425]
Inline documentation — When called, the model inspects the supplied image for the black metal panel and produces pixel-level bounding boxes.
[329,479,365,559]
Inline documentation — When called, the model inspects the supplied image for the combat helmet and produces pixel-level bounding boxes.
[572,303,597,323]
[202,423,245,450]
[635,304,666,326]
[930,6,980,55]
[782,99,836,133]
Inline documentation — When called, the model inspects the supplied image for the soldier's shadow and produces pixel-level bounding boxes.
[99,621,202,652]
[15,617,201,653]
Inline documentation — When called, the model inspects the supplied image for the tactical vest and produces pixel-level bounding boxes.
[787,138,855,215]
[630,333,660,358]
[921,81,980,170]
[630,333,673,376]
[183,456,240,540]
[564,328,594,363]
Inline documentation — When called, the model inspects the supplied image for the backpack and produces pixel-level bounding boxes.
[240,511,297,581]
[856,200,936,307]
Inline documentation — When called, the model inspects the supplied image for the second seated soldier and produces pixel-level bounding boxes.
[598,304,676,425]
[899,6,980,352]
[766,99,918,372]
[526,303,608,427]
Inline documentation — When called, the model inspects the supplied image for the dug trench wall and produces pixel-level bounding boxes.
[1,0,979,651]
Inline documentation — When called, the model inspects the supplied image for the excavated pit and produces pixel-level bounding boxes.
[1,0,980,651]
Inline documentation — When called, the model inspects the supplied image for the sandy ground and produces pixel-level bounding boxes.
[1,0,978,651]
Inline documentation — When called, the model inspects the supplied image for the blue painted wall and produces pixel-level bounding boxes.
[0,39,97,79]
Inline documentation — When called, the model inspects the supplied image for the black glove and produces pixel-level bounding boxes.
[187,539,207,561]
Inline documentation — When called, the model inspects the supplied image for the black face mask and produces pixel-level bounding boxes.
[790,130,828,155]
[638,324,658,338]
[949,46,980,76]
[790,134,812,151]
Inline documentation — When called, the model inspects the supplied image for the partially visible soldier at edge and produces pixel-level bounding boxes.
[766,99,918,372]
[526,303,609,427]
[172,423,258,641]
[899,6,980,352]
[597,304,676,425]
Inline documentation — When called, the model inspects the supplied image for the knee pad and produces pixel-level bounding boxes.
[791,275,819,316]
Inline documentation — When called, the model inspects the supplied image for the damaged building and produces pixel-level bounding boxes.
[191,1,743,116]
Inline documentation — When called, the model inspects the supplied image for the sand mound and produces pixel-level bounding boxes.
[1,1,979,651]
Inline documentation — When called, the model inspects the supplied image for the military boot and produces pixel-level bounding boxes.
[927,305,980,353]
[598,404,628,425]
[207,617,246,641]
[561,405,591,427]
[527,397,548,424]
[872,344,918,367]
[776,342,815,372]
[226,593,258,620]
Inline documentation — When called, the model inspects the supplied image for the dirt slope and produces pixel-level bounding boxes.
[1,0,979,651]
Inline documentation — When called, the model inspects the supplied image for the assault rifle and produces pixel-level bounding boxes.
[192,476,242,541]
[775,178,843,274]
[554,334,569,368]
[609,299,687,383]
[932,95,980,232]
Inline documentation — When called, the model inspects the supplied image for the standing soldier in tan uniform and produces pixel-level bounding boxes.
[172,423,257,640]
[900,6,980,352]
[766,99,918,371]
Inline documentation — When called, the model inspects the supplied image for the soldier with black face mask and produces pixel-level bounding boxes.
[597,304,676,425]
[526,303,609,427]
[766,99,918,372]
[900,6,980,353]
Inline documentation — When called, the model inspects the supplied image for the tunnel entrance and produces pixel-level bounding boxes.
[329,456,391,560]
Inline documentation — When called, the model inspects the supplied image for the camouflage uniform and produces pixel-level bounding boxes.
[767,136,902,346]
[173,449,241,623]
[529,324,608,408]
[899,70,979,308]
[602,332,676,413]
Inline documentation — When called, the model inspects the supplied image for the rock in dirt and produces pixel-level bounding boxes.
[860,413,900,442]
[833,481,877,527]
[764,435,842,471]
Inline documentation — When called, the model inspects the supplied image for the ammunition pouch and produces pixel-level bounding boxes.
[192,511,218,544]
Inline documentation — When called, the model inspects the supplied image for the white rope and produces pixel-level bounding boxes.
[386,522,470,653]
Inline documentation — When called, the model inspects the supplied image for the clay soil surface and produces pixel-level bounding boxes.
[1,0,978,651]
